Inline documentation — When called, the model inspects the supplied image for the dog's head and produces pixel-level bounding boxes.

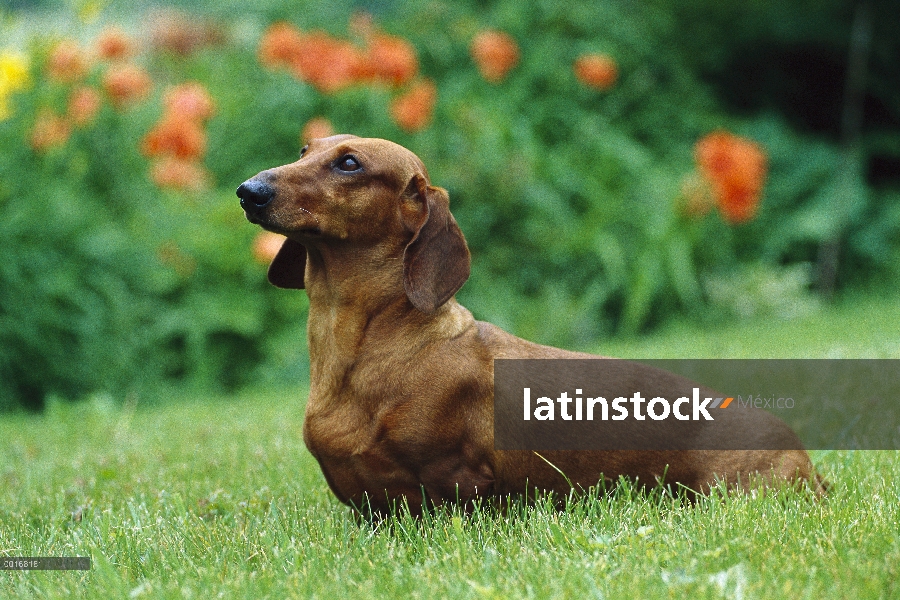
[237,135,470,313]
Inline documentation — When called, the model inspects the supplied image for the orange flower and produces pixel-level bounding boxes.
[30,110,71,151]
[574,53,618,90]
[103,63,152,108]
[96,27,133,61]
[470,30,519,83]
[252,231,287,264]
[163,82,215,122]
[142,81,215,189]
[390,79,436,132]
[67,86,102,126]
[258,22,305,69]
[694,131,767,224]
[290,31,368,93]
[301,116,334,143]
[366,33,418,87]
[46,40,89,83]
[259,21,412,93]
[142,114,206,160]
[149,156,210,191]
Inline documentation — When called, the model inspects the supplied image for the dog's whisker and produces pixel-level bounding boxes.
[297,206,320,225]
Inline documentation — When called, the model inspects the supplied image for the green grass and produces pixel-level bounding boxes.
[594,291,900,359]
[2,293,899,599]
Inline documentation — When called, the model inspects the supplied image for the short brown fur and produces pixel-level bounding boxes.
[239,135,823,515]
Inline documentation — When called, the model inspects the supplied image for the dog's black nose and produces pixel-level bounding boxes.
[237,179,275,210]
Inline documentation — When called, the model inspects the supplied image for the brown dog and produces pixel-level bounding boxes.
[238,135,821,515]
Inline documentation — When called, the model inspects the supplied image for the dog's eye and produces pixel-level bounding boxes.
[300,145,309,158]
[336,155,361,172]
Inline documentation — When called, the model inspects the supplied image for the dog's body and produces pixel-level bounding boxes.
[238,135,820,515]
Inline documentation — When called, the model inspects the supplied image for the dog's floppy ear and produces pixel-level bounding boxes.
[267,238,307,289]
[402,175,471,314]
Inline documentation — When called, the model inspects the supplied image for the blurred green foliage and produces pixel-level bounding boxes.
[1,0,898,409]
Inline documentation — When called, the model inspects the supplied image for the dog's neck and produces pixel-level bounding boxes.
[301,242,474,407]
[302,240,406,315]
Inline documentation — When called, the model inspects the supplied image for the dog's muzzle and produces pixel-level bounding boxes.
[237,179,275,215]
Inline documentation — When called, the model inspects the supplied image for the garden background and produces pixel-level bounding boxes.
[2,1,900,598]
[1,0,898,411]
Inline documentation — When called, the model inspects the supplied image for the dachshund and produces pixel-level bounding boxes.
[238,135,823,516]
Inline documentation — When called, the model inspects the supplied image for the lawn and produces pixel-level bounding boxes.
[1,292,898,599]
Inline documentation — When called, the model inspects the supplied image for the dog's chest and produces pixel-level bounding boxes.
[303,400,382,460]
[302,400,419,501]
